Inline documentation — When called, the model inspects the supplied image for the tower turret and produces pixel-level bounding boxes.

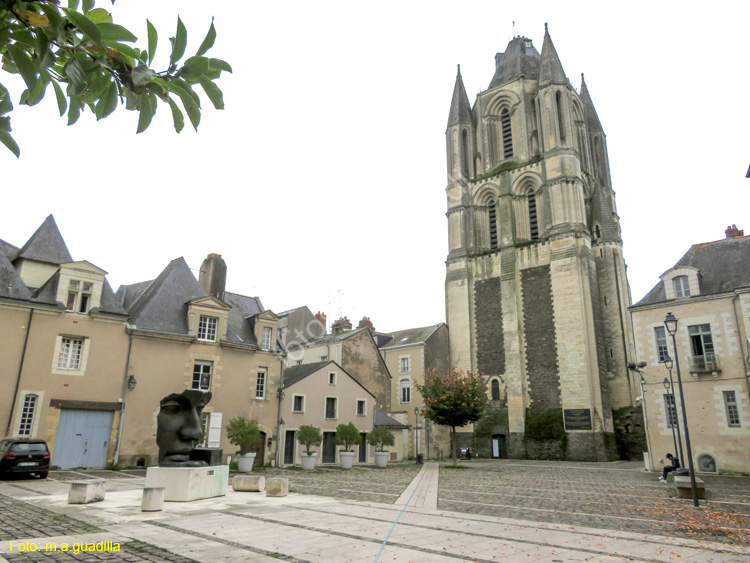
[446,65,474,181]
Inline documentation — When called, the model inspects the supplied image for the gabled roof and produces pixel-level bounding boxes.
[447,66,472,127]
[634,235,750,307]
[290,327,369,350]
[14,215,73,265]
[374,409,408,429]
[579,75,604,133]
[378,323,445,350]
[538,25,567,87]
[126,257,207,334]
[590,188,620,243]
[0,253,33,301]
[277,305,308,318]
[223,291,264,346]
[0,238,18,261]
[488,36,541,90]
[116,279,154,310]
[283,360,376,398]
[95,279,128,315]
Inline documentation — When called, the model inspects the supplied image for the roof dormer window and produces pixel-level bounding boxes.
[66,280,92,313]
[673,275,691,298]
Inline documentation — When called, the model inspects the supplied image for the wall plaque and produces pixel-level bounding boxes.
[564,408,592,430]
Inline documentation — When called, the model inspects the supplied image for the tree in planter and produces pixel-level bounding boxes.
[416,368,487,465]
[367,426,395,452]
[297,424,322,456]
[334,422,360,452]
[225,416,261,455]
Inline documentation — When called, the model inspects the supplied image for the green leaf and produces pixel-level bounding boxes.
[6,45,38,93]
[132,65,157,86]
[165,81,200,131]
[87,8,111,23]
[68,96,83,125]
[51,80,68,116]
[104,40,138,64]
[0,82,13,116]
[39,4,65,43]
[209,58,232,73]
[82,0,94,13]
[136,93,156,133]
[68,0,79,10]
[167,97,184,133]
[21,77,48,106]
[198,75,224,110]
[63,8,102,46]
[64,57,87,96]
[146,20,157,65]
[169,16,187,66]
[96,81,118,120]
[196,19,216,57]
[0,129,20,157]
[183,56,210,76]
[98,23,136,42]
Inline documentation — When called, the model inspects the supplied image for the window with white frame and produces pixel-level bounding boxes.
[400,379,411,404]
[664,394,677,428]
[724,391,740,427]
[66,280,92,313]
[356,399,366,416]
[400,357,410,372]
[293,395,305,413]
[654,326,669,363]
[192,361,212,391]
[58,337,84,370]
[18,394,38,436]
[256,367,267,399]
[688,324,714,357]
[325,397,337,419]
[673,276,691,298]
[261,327,272,350]
[198,316,218,341]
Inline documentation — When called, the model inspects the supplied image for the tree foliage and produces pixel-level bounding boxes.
[0,0,231,157]
[334,422,360,452]
[297,424,322,455]
[225,416,260,455]
[367,426,394,452]
[416,368,487,463]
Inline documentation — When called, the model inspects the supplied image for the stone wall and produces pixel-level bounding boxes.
[612,407,647,460]
[474,277,504,375]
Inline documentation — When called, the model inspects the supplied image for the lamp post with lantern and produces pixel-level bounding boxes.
[662,355,684,464]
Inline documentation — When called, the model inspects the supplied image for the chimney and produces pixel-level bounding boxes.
[315,311,327,332]
[357,316,375,333]
[331,316,352,334]
[725,224,744,238]
[199,253,227,299]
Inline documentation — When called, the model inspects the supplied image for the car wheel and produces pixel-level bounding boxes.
[37,473,48,479]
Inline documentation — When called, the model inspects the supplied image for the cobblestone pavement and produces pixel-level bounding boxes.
[437,459,750,546]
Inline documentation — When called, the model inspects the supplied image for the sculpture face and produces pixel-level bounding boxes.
[156,389,212,466]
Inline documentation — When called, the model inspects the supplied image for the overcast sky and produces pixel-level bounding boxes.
[2,1,749,333]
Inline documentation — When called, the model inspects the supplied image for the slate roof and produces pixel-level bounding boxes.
[0,238,18,261]
[378,323,444,350]
[32,270,61,305]
[590,188,620,243]
[538,26,568,87]
[95,280,128,315]
[579,76,604,133]
[223,291,263,346]
[290,327,369,349]
[282,361,376,398]
[14,215,73,265]
[116,279,153,310]
[634,235,750,307]
[374,409,408,429]
[0,253,33,302]
[488,36,541,90]
[447,67,472,127]
[277,306,306,318]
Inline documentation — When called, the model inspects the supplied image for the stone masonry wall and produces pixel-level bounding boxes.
[521,265,561,408]
[474,277,504,376]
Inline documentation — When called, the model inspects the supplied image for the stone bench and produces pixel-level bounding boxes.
[673,475,706,499]
[68,480,106,504]
[232,475,266,492]
[266,477,288,497]
[141,487,166,511]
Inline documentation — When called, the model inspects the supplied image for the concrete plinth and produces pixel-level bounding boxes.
[266,477,288,497]
[145,465,228,502]
[68,480,106,504]
[231,475,265,492]
[141,487,165,511]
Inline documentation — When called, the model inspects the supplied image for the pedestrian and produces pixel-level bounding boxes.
[659,453,680,483]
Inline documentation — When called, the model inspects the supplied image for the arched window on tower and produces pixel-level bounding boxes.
[555,91,566,143]
[488,199,498,249]
[528,192,539,239]
[461,129,470,177]
[491,379,501,401]
[501,108,513,158]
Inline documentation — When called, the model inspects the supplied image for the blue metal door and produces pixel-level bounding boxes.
[52,410,113,469]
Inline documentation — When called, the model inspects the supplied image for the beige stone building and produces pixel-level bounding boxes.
[377,323,451,460]
[629,226,750,474]
[444,27,636,461]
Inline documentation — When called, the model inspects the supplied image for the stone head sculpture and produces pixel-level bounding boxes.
[156,389,212,466]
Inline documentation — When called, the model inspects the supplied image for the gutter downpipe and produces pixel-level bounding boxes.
[113,329,134,465]
[731,293,750,398]
[6,308,34,436]
[275,354,285,467]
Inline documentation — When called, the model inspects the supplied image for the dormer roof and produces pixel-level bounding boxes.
[14,215,73,265]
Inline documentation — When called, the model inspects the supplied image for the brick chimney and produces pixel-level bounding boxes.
[725,224,744,238]
[315,311,327,332]
[199,253,227,299]
[331,316,352,334]
[357,316,375,333]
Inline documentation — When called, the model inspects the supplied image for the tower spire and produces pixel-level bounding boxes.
[538,24,567,87]
[579,74,604,133]
[447,65,472,127]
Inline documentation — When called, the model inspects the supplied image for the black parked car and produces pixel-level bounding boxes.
[0,439,50,479]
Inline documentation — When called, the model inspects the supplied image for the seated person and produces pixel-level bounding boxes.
[659,453,680,482]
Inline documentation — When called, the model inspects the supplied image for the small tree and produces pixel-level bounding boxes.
[367,426,395,452]
[334,422,360,452]
[225,417,260,455]
[297,424,322,455]
[416,368,487,465]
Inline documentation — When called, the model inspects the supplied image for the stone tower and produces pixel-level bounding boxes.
[444,26,636,460]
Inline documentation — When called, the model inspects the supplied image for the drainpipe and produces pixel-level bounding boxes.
[113,329,134,465]
[6,308,34,436]
[731,293,750,398]
[275,354,285,467]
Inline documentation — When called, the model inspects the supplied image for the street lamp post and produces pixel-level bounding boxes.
[627,361,652,469]
[662,377,681,463]
[664,312,699,507]
[414,406,420,464]
[662,355,684,464]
